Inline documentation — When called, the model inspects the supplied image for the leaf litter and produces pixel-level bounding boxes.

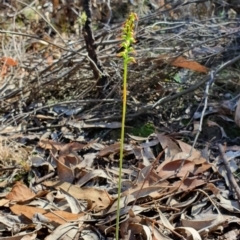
[2,129,240,239]
[1,1,240,239]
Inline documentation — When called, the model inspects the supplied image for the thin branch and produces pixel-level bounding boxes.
[218,144,240,203]
[82,0,108,92]
[191,70,214,153]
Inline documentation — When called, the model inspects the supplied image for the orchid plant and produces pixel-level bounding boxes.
[116,12,138,240]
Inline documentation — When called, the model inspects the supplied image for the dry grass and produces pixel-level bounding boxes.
[0,137,29,169]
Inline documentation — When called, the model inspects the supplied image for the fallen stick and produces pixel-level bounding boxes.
[218,144,240,204]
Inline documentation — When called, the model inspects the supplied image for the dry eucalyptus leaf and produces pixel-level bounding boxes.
[6,182,35,202]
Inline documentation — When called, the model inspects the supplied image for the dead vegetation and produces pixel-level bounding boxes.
[0,0,240,239]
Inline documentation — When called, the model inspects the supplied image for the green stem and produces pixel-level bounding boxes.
[116,57,128,240]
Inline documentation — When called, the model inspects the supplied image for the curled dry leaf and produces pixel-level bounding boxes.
[45,222,79,240]
[120,215,142,238]
[170,191,199,208]
[60,188,82,214]
[181,213,225,232]
[158,209,174,231]
[77,169,113,187]
[207,183,240,212]
[157,133,181,159]
[145,218,171,240]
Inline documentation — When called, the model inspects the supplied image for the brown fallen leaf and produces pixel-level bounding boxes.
[181,213,224,231]
[193,162,212,175]
[6,182,35,202]
[98,143,132,157]
[172,152,206,164]
[44,181,113,211]
[170,56,209,73]
[39,140,86,155]
[0,198,10,206]
[156,159,195,179]
[157,133,181,159]
[1,56,18,66]
[59,142,86,156]
[10,204,84,225]
[172,177,206,191]
[38,139,64,151]
[176,140,201,157]
[57,155,75,182]
[153,53,209,73]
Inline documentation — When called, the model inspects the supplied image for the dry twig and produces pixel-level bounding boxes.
[219,144,240,203]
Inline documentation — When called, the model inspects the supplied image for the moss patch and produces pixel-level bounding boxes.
[128,123,155,137]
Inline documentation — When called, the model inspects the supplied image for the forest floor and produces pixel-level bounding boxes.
[0,0,240,239]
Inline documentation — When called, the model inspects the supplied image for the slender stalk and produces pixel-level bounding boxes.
[116,58,128,240]
[116,13,137,240]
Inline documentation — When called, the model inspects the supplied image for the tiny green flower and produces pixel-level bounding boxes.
[118,12,137,63]
[127,57,136,63]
